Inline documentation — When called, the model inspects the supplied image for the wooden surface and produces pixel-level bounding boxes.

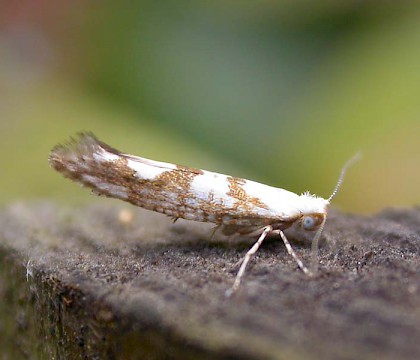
[0,202,419,359]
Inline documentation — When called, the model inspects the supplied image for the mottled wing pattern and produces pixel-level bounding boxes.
[49,133,301,231]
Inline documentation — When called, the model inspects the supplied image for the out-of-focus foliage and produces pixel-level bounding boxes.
[0,0,419,212]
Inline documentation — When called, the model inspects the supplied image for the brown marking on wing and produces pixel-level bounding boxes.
[227,176,270,211]
[196,190,215,222]
[176,164,205,175]
[149,165,201,218]
[155,165,198,192]
[226,176,247,200]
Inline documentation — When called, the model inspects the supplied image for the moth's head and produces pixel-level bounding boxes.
[298,192,329,231]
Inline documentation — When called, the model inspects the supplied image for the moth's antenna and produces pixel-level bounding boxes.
[328,152,361,202]
[311,153,360,274]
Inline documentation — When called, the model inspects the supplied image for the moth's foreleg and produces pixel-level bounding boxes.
[275,230,312,276]
[226,225,272,297]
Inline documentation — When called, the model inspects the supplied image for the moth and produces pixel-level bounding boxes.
[49,132,359,295]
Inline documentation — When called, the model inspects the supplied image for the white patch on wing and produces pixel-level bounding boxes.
[165,192,179,203]
[125,155,178,170]
[189,170,232,205]
[82,174,101,185]
[93,149,120,162]
[241,180,301,218]
[82,174,128,199]
[92,148,176,181]
[105,185,128,199]
[185,197,201,208]
[127,159,170,180]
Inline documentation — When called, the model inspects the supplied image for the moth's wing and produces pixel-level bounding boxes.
[122,153,302,227]
[49,133,301,227]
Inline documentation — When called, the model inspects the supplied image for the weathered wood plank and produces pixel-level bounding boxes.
[0,202,419,359]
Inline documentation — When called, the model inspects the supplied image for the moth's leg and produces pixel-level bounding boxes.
[226,226,272,297]
[209,225,222,241]
[274,230,311,276]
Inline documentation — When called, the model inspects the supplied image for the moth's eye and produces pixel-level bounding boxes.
[302,216,317,230]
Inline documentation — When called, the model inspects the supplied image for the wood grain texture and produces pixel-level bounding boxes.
[0,202,419,359]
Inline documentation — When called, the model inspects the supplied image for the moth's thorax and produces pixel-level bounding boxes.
[298,192,329,216]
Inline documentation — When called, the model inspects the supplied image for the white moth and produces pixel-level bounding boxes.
[49,132,359,295]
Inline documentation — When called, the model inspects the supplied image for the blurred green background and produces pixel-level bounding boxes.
[1,0,419,214]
